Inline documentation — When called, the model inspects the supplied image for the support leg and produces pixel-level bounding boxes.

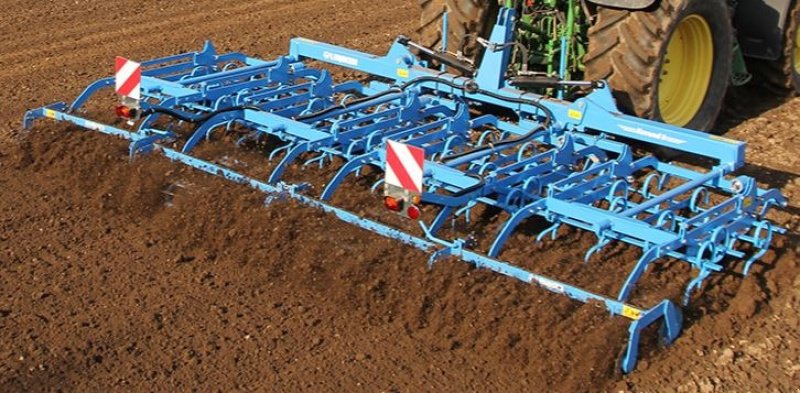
[618,247,660,302]
[268,142,311,184]
[320,152,378,201]
[488,202,543,258]
[621,300,683,373]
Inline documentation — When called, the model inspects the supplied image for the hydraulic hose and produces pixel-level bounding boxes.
[439,86,554,164]
[292,87,404,122]
[393,76,555,198]
[141,105,263,124]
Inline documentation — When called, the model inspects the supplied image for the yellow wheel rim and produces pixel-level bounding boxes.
[658,14,714,127]
[793,26,800,74]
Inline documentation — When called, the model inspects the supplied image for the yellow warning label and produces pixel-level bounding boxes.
[568,109,583,121]
[710,135,739,144]
[44,109,57,119]
[622,305,643,320]
[743,197,753,208]
[396,68,410,79]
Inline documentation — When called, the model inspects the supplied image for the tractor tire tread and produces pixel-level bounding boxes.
[416,0,496,60]
[585,0,733,131]
[585,1,674,121]
[752,0,800,94]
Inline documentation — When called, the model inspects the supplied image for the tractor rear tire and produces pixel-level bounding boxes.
[416,0,497,62]
[585,0,734,132]
[756,1,800,94]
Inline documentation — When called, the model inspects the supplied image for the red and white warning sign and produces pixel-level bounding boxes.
[115,57,142,100]
[385,140,425,193]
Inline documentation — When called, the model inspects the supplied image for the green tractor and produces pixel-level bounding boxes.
[417,0,800,131]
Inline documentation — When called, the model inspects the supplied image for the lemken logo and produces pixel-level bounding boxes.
[322,51,359,67]
[618,124,687,145]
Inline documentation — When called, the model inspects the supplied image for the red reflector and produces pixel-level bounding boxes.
[384,196,402,212]
[406,205,421,220]
[115,105,132,118]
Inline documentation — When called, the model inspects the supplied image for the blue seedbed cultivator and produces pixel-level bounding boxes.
[24,8,787,373]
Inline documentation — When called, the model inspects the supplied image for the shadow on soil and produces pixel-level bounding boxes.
[716,81,793,134]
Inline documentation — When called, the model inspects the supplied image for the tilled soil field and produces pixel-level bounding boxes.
[1,1,798,392]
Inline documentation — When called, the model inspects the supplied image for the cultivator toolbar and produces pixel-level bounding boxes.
[24,8,786,373]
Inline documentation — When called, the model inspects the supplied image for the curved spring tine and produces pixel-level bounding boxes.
[319,153,332,169]
[305,97,326,114]
[743,221,774,275]
[537,221,562,243]
[225,119,238,132]
[744,248,769,277]
[656,210,677,232]
[690,187,709,213]
[683,268,712,306]
[365,130,382,152]
[516,142,535,162]
[427,248,452,269]
[584,237,611,264]
[503,189,525,209]
[477,129,496,147]
[478,161,498,176]
[461,208,474,225]
[759,198,780,219]
[233,88,252,106]
[641,173,661,199]
[523,176,541,196]
[268,144,293,161]
[658,173,672,190]
[370,179,385,193]
[709,227,731,264]
[454,202,477,225]
[235,131,258,148]
[609,196,629,213]
[340,93,358,106]
[442,135,464,157]
[303,154,327,168]
[205,119,228,142]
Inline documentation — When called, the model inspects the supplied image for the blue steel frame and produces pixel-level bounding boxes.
[23,7,786,373]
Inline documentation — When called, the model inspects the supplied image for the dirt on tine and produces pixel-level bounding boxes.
[0,0,798,392]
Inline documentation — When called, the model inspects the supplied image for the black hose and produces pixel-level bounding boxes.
[398,75,480,94]
[142,105,263,124]
[292,75,478,123]
[450,173,487,198]
[392,76,555,197]
[292,87,403,122]
[394,76,555,161]
[396,35,477,76]
[440,88,553,164]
